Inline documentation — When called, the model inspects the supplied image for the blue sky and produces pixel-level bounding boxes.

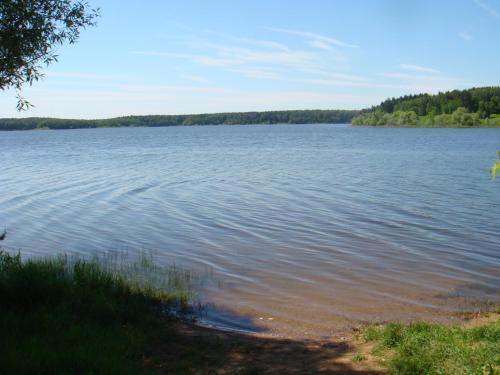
[3,0,500,118]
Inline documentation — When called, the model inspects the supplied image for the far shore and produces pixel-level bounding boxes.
[0,109,357,131]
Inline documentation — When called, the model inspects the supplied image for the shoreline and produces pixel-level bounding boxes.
[0,122,351,132]
[2,122,500,132]
[3,122,500,132]
[193,301,499,341]
[150,311,499,374]
[1,251,498,373]
[351,123,500,128]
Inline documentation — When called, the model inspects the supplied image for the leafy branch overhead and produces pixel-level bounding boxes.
[0,0,99,110]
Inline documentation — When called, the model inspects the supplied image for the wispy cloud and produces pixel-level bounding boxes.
[300,78,380,88]
[46,71,135,81]
[265,27,360,49]
[458,31,474,41]
[303,69,369,82]
[131,23,367,92]
[130,51,190,58]
[473,0,500,18]
[400,64,439,74]
[378,62,463,93]
[132,28,464,97]
[380,72,417,79]
[200,31,290,51]
[183,75,211,84]
[308,40,333,51]
[7,85,382,118]
[190,42,316,67]
[230,67,282,80]
[379,70,460,93]
[132,25,360,89]
[134,42,317,70]
[118,84,230,94]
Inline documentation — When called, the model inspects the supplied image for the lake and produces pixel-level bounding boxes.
[1,124,499,338]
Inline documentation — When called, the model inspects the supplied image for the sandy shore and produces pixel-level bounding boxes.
[151,320,383,374]
[149,311,499,374]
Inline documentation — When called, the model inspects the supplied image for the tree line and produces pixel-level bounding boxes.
[352,87,500,127]
[0,110,358,131]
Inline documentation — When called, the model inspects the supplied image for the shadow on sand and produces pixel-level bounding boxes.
[152,306,383,374]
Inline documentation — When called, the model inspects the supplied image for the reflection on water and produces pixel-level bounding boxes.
[0,124,499,337]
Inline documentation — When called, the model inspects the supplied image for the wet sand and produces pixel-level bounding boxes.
[150,312,499,374]
[151,321,383,374]
[198,270,498,339]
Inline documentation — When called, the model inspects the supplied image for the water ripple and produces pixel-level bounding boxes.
[1,124,499,337]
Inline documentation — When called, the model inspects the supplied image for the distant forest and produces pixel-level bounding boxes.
[3,87,500,130]
[352,87,500,127]
[0,110,358,131]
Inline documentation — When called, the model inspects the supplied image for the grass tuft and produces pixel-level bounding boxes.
[352,353,366,362]
[365,320,500,374]
[0,250,195,374]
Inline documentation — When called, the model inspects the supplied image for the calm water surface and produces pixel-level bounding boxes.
[1,124,499,337]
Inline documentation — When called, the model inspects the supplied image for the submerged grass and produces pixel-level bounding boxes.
[365,319,500,374]
[0,250,195,374]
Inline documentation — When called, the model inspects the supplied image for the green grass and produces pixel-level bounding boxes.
[492,161,500,179]
[492,151,500,179]
[352,353,366,362]
[2,249,498,374]
[0,251,195,374]
[365,320,500,374]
